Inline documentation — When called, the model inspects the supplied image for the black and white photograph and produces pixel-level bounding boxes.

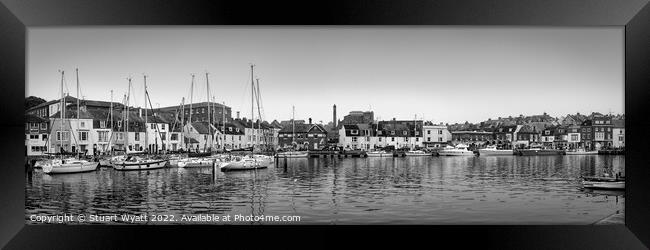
[24,27,625,225]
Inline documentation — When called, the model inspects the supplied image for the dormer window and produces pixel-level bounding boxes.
[236,128,239,132]
[351,130,358,135]
[391,131,395,135]
[229,127,233,132]
[100,121,106,128]
[403,131,407,136]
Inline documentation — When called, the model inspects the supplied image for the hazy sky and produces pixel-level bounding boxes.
[28,27,624,124]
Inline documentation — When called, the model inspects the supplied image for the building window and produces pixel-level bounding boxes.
[427,130,431,135]
[379,137,382,142]
[30,123,38,129]
[171,133,178,140]
[98,131,109,142]
[391,137,395,142]
[619,136,624,142]
[415,138,419,142]
[161,132,166,140]
[351,130,358,135]
[439,138,443,142]
[135,132,140,141]
[42,134,48,141]
[30,134,39,140]
[352,137,358,142]
[80,121,85,128]
[79,131,88,141]
[151,124,155,129]
[427,137,431,142]
[41,123,47,130]
[56,131,69,141]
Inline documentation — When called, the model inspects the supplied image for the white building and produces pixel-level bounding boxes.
[423,123,451,148]
[25,114,50,156]
[612,119,625,148]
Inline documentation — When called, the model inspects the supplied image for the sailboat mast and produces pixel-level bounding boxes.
[180,97,185,150]
[144,75,148,152]
[189,74,194,124]
[76,68,80,156]
[250,64,255,150]
[292,105,295,145]
[222,101,225,151]
[126,78,131,153]
[59,70,64,156]
[255,78,263,148]
[206,72,212,151]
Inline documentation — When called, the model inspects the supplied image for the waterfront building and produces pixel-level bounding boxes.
[423,122,451,148]
[25,95,78,119]
[541,126,556,147]
[158,101,232,124]
[340,111,374,127]
[552,126,568,149]
[25,114,50,156]
[354,119,424,150]
[215,122,246,150]
[612,119,625,148]
[278,122,328,150]
[232,118,276,151]
[493,125,521,147]
[566,125,582,149]
[514,124,539,148]
[592,115,614,149]
[580,120,594,150]
[183,121,220,152]
[451,131,493,146]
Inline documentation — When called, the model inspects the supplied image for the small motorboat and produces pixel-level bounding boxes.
[366,150,394,157]
[565,148,599,155]
[113,156,168,171]
[177,157,216,168]
[517,146,565,156]
[478,145,514,156]
[582,176,625,190]
[404,150,432,156]
[42,158,99,174]
[275,151,309,158]
[438,144,475,156]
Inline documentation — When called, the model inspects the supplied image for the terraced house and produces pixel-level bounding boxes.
[25,114,50,156]
[279,122,328,150]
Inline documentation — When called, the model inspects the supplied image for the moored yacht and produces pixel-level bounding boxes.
[366,150,393,157]
[42,158,99,174]
[276,151,309,158]
[113,155,168,171]
[565,148,599,155]
[404,150,432,156]
[478,145,514,156]
[438,144,475,156]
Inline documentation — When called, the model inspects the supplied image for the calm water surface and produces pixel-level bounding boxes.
[25,155,624,224]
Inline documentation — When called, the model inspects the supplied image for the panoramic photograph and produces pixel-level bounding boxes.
[24,27,624,225]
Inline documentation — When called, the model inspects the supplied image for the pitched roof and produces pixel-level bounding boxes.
[26,95,78,112]
[190,122,217,135]
[25,114,48,123]
[279,123,327,134]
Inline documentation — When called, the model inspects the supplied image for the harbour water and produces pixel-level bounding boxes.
[25,155,624,224]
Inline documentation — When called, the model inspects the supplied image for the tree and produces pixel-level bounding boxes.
[25,96,46,110]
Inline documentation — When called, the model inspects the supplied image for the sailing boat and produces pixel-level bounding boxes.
[42,69,99,174]
[113,75,168,171]
[221,65,273,171]
[276,106,308,158]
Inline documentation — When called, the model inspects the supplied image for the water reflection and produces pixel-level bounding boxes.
[26,155,624,224]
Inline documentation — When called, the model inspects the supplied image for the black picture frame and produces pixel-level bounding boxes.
[1,0,649,249]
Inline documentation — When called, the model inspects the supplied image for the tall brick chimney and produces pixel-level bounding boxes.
[333,104,337,128]
[309,118,312,124]
[236,111,240,119]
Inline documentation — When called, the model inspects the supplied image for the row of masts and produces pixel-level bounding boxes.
[56,65,267,155]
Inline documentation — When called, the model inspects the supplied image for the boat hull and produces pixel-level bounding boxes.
[113,160,168,171]
[478,149,514,156]
[404,153,432,156]
[275,152,309,158]
[582,181,625,190]
[42,162,99,174]
[221,159,270,172]
[518,149,565,156]
[367,153,394,157]
[438,151,475,156]
[565,151,599,155]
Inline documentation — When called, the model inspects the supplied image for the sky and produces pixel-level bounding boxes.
[27,27,624,124]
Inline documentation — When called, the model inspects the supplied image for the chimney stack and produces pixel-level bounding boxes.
[139,108,142,117]
[309,118,312,124]
[236,111,240,119]
[333,104,337,128]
